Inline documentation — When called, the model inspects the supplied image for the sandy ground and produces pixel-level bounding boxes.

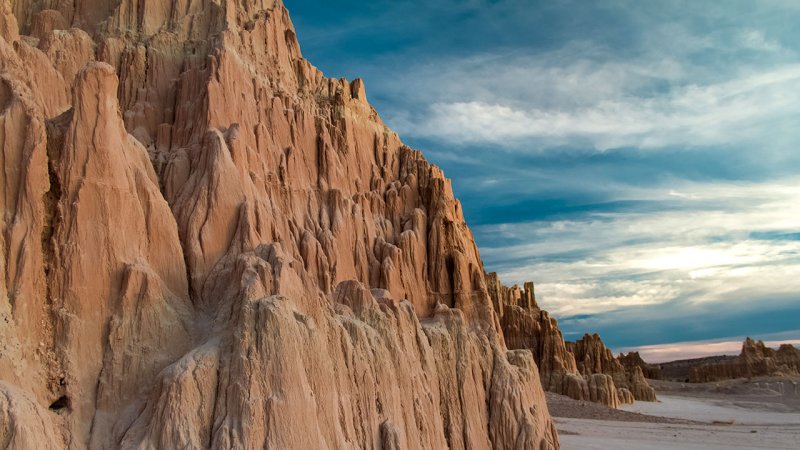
[620,395,800,425]
[551,377,800,449]
[556,418,800,449]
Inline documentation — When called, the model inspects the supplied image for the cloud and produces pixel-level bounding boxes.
[479,178,800,319]
[391,63,800,150]
[740,30,784,53]
[346,1,800,152]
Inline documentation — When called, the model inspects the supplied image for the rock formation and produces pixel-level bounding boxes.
[0,0,560,448]
[487,275,657,407]
[619,351,663,380]
[568,334,657,402]
[690,338,800,383]
[658,354,737,382]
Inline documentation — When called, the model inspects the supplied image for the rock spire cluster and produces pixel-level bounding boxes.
[487,274,658,407]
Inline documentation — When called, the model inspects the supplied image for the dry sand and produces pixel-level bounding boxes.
[556,418,799,449]
[551,377,800,449]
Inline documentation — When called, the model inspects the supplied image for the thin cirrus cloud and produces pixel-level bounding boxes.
[370,11,800,152]
[389,60,800,150]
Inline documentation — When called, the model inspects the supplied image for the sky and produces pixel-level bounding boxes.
[286,0,800,358]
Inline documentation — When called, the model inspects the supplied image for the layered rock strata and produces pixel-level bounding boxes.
[0,1,560,448]
[690,338,800,383]
[488,275,657,406]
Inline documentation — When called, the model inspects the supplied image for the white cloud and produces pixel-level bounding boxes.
[740,30,784,53]
[395,64,800,149]
[479,178,800,317]
[369,7,799,152]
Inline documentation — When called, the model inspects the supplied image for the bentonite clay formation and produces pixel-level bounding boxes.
[486,274,657,407]
[0,1,561,448]
[690,338,800,383]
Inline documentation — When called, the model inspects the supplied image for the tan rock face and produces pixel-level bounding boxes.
[569,334,657,403]
[690,338,800,383]
[0,0,559,448]
[569,333,619,376]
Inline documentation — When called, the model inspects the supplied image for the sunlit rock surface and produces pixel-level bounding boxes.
[0,1,560,448]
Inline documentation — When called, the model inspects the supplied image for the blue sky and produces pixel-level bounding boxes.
[286,0,800,354]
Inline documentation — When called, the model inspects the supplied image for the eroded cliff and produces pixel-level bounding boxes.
[0,1,560,448]
[690,338,800,383]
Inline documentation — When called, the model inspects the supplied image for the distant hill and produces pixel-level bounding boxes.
[656,338,800,383]
[658,355,739,382]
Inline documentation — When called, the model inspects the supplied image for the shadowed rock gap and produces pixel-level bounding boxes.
[49,395,70,412]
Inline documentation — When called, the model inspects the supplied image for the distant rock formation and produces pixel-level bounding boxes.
[569,334,658,402]
[619,351,663,380]
[690,338,800,383]
[487,274,658,407]
[658,355,737,382]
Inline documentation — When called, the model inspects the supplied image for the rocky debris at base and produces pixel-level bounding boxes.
[545,392,697,424]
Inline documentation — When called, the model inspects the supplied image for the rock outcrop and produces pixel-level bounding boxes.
[568,334,657,402]
[0,1,560,449]
[658,354,737,382]
[690,338,800,383]
[499,293,591,405]
[619,351,663,380]
[488,275,657,407]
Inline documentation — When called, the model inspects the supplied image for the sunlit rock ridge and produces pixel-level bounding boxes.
[0,0,565,448]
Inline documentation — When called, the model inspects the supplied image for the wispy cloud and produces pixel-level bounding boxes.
[361,2,800,151]
[480,179,800,318]
[740,30,785,53]
[390,60,800,150]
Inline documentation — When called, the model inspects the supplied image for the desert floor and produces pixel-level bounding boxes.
[551,377,800,449]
